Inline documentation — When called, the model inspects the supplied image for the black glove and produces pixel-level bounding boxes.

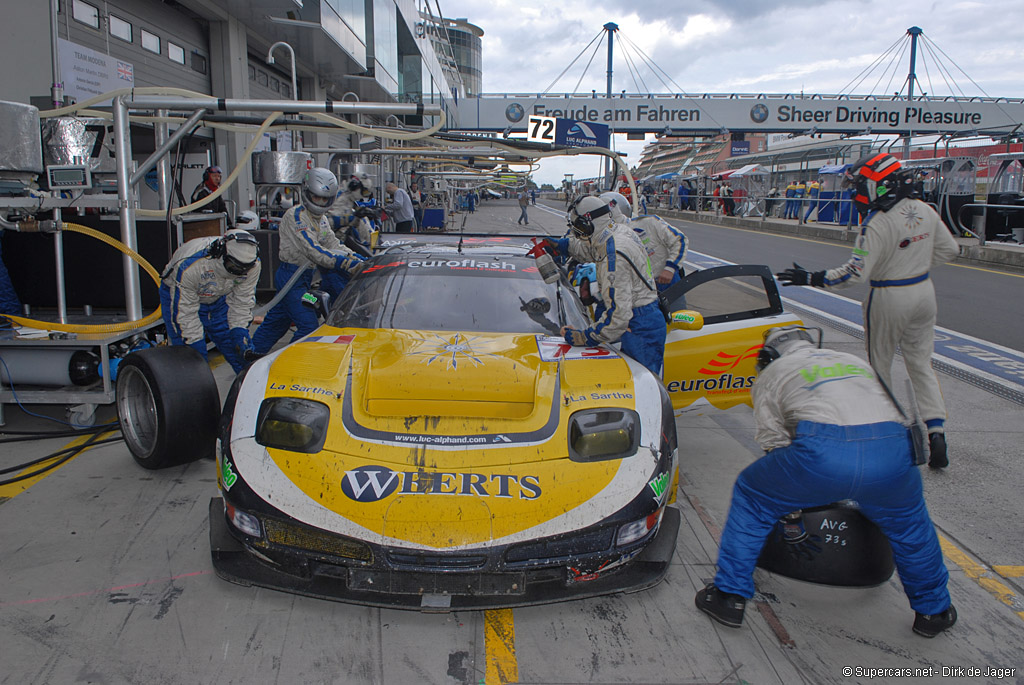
[776,262,825,287]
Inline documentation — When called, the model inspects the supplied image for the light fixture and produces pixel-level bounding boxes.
[265,15,322,30]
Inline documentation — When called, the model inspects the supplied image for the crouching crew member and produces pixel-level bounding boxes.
[252,168,364,354]
[548,195,667,376]
[159,229,260,373]
[776,153,959,468]
[696,326,957,638]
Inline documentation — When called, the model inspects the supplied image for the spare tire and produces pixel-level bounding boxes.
[116,346,220,469]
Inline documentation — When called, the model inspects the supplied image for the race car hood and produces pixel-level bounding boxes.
[259,327,637,468]
[229,326,669,550]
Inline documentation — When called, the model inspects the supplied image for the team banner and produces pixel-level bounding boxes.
[459,95,1024,135]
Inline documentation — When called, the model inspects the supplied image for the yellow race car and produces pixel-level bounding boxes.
[116,234,798,609]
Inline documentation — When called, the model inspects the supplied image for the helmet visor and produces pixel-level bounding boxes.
[223,253,256,276]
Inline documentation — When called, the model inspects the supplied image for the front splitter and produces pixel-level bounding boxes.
[208,497,680,611]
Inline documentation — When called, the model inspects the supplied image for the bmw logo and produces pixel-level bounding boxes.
[505,103,525,123]
[750,104,769,124]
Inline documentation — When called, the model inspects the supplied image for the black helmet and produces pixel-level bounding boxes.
[845,153,909,213]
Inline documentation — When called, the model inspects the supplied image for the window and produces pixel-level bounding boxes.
[141,29,160,54]
[168,42,185,64]
[248,64,256,81]
[257,70,268,87]
[109,15,132,43]
[271,77,280,93]
[190,52,207,74]
[281,84,291,99]
[72,0,99,28]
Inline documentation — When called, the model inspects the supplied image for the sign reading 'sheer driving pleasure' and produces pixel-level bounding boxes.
[459,95,1024,135]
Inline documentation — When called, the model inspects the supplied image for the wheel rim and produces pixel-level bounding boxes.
[117,366,158,459]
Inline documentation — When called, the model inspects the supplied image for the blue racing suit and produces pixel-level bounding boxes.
[554,220,667,376]
[252,206,363,354]
[159,236,260,373]
[713,345,951,616]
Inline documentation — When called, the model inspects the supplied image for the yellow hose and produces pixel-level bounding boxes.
[3,223,163,334]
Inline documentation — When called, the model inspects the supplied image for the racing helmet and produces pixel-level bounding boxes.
[217,229,260,276]
[235,210,259,231]
[845,153,908,213]
[599,191,632,221]
[755,326,817,373]
[302,168,339,216]
[567,195,612,238]
[347,171,375,196]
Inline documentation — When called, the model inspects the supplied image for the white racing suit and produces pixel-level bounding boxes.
[328,189,374,252]
[820,198,959,432]
[159,236,259,373]
[714,346,951,615]
[252,206,362,353]
[629,215,688,290]
[556,220,666,375]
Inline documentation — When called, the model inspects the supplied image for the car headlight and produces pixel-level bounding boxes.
[255,397,330,453]
[568,408,640,462]
[225,501,262,538]
[616,507,664,547]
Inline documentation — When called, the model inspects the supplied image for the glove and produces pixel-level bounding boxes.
[561,326,589,347]
[336,252,365,273]
[242,349,264,364]
[188,339,209,360]
[776,262,825,287]
[230,327,253,356]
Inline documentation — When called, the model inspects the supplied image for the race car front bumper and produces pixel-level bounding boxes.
[208,497,680,610]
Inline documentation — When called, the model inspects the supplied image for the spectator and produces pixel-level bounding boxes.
[191,166,232,227]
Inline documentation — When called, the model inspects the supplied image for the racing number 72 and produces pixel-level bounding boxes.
[529,116,555,142]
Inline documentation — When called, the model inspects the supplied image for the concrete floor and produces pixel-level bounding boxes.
[1,199,1022,684]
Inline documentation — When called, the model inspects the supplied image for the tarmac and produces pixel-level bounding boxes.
[641,202,1024,272]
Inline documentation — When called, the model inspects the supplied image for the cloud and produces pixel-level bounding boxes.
[436,0,1024,185]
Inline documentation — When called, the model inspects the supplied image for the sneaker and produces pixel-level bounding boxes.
[913,605,957,637]
[694,583,746,628]
[928,433,948,469]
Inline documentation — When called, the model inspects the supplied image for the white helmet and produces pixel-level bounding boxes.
[302,168,339,216]
[600,191,632,221]
[235,210,259,230]
[755,326,817,372]
[567,195,613,238]
[348,171,375,197]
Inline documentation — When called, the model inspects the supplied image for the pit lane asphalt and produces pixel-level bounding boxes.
[0,199,1021,684]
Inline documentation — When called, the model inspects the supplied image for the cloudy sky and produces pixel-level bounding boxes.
[435,0,1024,186]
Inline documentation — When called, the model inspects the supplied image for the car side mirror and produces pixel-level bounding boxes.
[301,289,331,321]
[668,309,703,331]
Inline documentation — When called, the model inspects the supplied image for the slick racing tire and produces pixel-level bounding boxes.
[116,346,220,469]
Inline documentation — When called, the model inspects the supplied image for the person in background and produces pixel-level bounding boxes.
[776,153,959,468]
[410,183,423,230]
[190,166,232,227]
[384,182,415,232]
[793,178,807,219]
[328,172,376,251]
[159,229,260,373]
[517,190,530,225]
[468,189,477,214]
[602,191,687,292]
[695,326,956,639]
[530,188,537,205]
[804,177,822,222]
[764,187,780,218]
[252,168,364,354]
[784,180,798,219]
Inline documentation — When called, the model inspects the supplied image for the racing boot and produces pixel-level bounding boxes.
[928,432,948,469]
[913,604,957,638]
[695,583,746,628]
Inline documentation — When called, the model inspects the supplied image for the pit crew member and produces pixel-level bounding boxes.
[776,153,959,468]
[252,168,364,354]
[159,229,260,373]
[695,326,957,638]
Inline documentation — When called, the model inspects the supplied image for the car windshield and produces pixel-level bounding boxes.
[327,254,589,334]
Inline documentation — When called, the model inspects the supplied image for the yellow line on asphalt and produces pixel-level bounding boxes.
[484,608,518,685]
[946,262,1024,278]
[939,535,1024,622]
[0,431,117,502]
[994,565,1024,578]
